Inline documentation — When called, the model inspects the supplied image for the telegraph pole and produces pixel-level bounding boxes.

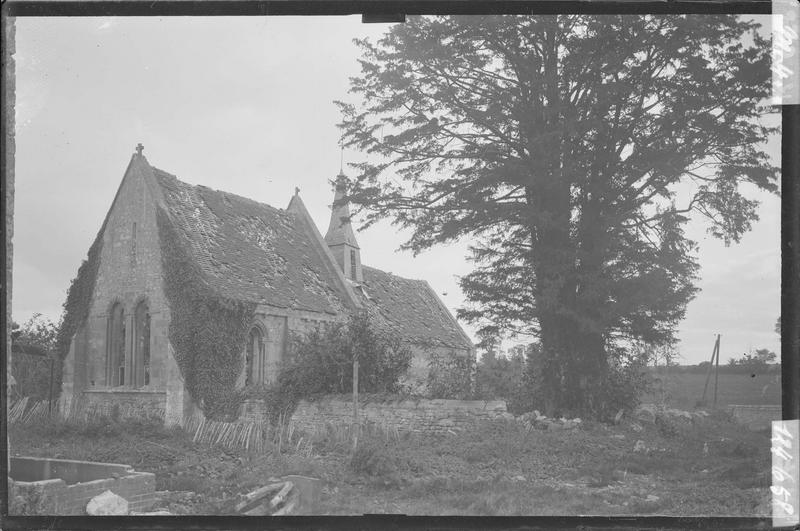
[700,334,721,408]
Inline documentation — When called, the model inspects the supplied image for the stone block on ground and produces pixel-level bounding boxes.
[86,490,129,515]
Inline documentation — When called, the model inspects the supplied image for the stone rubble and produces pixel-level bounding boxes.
[514,410,583,431]
[633,404,710,423]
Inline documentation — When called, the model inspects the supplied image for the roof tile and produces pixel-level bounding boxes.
[153,168,348,314]
[359,266,472,350]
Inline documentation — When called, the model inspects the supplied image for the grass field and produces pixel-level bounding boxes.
[642,370,781,410]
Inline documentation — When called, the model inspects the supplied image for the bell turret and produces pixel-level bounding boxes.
[324,173,362,282]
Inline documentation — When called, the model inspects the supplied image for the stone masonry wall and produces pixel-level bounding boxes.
[82,389,166,418]
[82,158,170,391]
[241,395,508,434]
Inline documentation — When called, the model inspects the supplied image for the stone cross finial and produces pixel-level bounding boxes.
[135,143,144,155]
[295,186,300,196]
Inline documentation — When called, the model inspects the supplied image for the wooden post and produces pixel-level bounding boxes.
[48,357,55,415]
[713,335,720,408]
[352,358,359,451]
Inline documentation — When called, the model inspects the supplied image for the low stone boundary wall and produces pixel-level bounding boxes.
[241,395,509,433]
[9,457,156,515]
[728,404,782,431]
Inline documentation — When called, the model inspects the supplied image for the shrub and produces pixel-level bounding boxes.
[523,343,650,419]
[10,350,57,402]
[473,346,536,414]
[10,315,61,401]
[349,440,405,487]
[426,350,474,399]
[260,313,412,422]
[593,350,651,420]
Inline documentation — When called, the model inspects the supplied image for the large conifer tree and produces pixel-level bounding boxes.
[338,15,778,417]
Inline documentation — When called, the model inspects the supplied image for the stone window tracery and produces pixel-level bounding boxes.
[245,326,267,386]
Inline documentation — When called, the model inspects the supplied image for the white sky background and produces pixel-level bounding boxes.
[11,16,781,365]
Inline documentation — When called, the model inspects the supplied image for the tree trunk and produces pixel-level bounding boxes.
[520,17,610,419]
[537,309,608,418]
[533,192,611,418]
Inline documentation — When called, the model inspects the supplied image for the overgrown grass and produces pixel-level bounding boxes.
[8,397,772,516]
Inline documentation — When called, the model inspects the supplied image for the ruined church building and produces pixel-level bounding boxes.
[61,146,475,424]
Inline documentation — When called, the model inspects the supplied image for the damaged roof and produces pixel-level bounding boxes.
[153,168,351,314]
[149,163,472,351]
[357,266,473,351]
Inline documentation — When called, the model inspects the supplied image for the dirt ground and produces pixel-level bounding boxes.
[8,409,772,516]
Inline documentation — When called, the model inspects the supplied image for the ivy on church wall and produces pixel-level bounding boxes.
[156,207,256,420]
[54,222,108,395]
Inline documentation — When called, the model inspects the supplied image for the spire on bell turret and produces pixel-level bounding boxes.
[324,173,362,282]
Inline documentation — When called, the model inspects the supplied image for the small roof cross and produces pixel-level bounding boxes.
[135,143,144,156]
[295,186,300,196]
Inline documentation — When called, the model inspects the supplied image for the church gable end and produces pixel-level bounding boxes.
[61,148,172,418]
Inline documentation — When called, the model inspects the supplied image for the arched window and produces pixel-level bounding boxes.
[133,300,151,387]
[245,326,266,386]
[106,303,126,386]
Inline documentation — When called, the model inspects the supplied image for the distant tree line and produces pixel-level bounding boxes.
[647,350,779,375]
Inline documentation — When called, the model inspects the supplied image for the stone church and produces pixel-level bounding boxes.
[60,146,475,424]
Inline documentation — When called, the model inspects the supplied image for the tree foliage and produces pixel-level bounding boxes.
[12,314,59,353]
[337,15,778,418]
[10,314,60,401]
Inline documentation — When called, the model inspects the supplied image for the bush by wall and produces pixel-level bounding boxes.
[10,348,56,402]
[11,315,60,401]
[257,313,413,423]
[426,349,474,400]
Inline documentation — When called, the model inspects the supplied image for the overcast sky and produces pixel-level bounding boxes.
[11,16,781,365]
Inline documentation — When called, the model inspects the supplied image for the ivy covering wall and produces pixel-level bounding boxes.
[53,223,107,396]
[156,207,256,420]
